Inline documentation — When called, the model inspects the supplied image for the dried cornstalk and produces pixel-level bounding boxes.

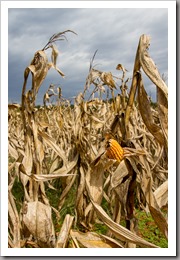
[8,31,77,248]
[56,214,74,248]
[125,34,168,143]
[8,33,168,249]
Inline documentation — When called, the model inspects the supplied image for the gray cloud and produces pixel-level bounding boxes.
[8,8,168,104]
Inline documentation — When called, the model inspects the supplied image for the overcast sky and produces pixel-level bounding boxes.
[8,7,168,104]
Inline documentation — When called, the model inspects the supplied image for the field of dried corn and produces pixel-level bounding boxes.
[8,32,168,248]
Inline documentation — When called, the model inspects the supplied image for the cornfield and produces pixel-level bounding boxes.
[8,32,168,249]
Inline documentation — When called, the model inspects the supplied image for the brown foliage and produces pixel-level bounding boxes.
[8,34,168,248]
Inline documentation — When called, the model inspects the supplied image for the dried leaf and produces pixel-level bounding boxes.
[70,230,122,248]
[157,87,168,149]
[58,169,77,209]
[38,130,67,166]
[139,34,168,101]
[8,143,19,160]
[56,214,74,248]
[100,72,116,89]
[8,193,21,248]
[154,180,168,209]
[25,50,50,94]
[111,160,129,189]
[32,173,77,182]
[138,154,168,239]
[22,201,55,247]
[137,73,165,146]
[90,200,158,248]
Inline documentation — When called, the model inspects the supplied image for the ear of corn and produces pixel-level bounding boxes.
[105,139,124,162]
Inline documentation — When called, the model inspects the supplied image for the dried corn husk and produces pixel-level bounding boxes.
[22,201,55,247]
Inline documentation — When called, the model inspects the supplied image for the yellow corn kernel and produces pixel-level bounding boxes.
[106,139,124,162]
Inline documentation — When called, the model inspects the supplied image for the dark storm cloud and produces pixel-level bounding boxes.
[8,8,168,103]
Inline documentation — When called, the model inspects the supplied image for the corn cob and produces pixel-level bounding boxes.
[105,138,124,162]
[91,132,124,167]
